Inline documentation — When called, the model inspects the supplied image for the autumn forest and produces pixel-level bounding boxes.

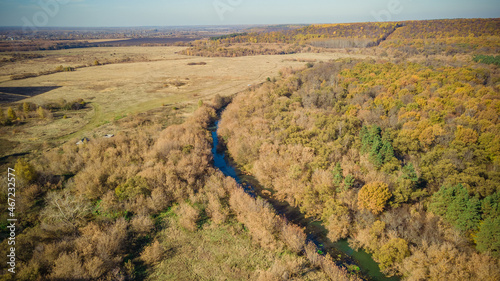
[0,18,499,281]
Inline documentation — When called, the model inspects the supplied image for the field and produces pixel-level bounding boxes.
[0,46,370,159]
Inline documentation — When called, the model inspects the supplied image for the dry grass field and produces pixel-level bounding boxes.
[0,46,371,158]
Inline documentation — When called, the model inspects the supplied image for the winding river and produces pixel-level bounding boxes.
[210,120,399,281]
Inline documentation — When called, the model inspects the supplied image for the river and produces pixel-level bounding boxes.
[210,120,400,281]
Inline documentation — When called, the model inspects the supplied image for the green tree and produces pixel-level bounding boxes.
[332,162,343,186]
[369,138,384,168]
[481,192,500,219]
[393,164,419,205]
[343,174,355,190]
[402,163,418,182]
[379,140,394,163]
[429,184,481,233]
[475,216,500,258]
[360,125,370,153]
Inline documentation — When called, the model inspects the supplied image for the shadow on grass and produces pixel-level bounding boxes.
[0,86,61,103]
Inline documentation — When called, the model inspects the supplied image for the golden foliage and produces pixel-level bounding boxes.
[357,182,391,215]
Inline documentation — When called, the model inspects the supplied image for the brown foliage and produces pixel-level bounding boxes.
[177,202,200,232]
[131,215,155,236]
[280,223,306,253]
[229,187,281,249]
[141,240,165,266]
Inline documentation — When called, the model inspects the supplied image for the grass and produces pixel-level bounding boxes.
[149,220,270,280]
[148,218,327,281]
[0,46,371,158]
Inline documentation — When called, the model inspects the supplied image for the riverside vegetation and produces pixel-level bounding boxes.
[0,97,358,280]
[0,18,499,280]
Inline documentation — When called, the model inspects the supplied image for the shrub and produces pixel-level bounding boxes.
[177,203,199,231]
[10,73,37,80]
[130,215,155,236]
[140,240,165,266]
[49,252,88,280]
[115,176,150,201]
[37,106,46,119]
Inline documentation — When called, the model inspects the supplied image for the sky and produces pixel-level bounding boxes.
[0,0,499,27]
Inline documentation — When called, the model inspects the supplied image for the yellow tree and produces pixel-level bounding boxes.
[357,182,391,214]
[7,107,16,120]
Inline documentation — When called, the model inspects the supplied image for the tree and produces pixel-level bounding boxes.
[37,106,46,119]
[402,163,418,182]
[374,238,410,273]
[23,102,30,114]
[455,125,478,144]
[379,139,394,163]
[343,174,355,190]
[332,162,343,186]
[369,138,384,168]
[393,164,419,205]
[429,184,481,233]
[360,125,370,153]
[357,182,391,214]
[475,216,500,258]
[14,158,37,184]
[7,107,16,120]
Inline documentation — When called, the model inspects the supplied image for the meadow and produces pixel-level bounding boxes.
[0,46,369,159]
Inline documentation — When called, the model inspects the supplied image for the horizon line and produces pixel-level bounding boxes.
[0,17,498,29]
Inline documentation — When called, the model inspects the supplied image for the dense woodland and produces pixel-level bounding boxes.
[218,58,500,279]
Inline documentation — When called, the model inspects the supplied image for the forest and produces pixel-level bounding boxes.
[218,57,500,279]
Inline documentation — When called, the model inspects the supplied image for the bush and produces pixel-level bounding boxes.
[115,176,150,201]
[130,215,154,236]
[177,203,199,231]
[140,240,165,266]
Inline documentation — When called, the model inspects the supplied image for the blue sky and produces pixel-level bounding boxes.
[0,0,499,27]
